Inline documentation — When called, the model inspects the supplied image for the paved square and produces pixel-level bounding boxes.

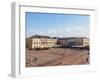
[26,48,89,67]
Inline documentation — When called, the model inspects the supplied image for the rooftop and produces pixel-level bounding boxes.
[27,35,89,40]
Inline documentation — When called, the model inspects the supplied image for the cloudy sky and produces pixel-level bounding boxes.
[25,12,89,38]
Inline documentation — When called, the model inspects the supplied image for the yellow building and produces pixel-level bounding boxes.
[26,35,57,49]
[32,38,41,48]
[83,37,89,47]
[26,35,89,49]
[47,38,57,48]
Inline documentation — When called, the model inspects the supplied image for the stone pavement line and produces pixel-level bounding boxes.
[38,53,84,66]
[73,53,89,64]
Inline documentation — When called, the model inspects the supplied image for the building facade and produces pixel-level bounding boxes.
[58,37,89,48]
[26,35,89,49]
[26,35,57,49]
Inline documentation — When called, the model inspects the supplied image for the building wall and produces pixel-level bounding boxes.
[26,38,32,49]
[58,37,89,48]
[26,37,57,49]
[71,38,83,47]
[83,38,89,47]
[47,38,57,48]
[26,37,89,49]
[32,38,41,48]
[67,37,89,47]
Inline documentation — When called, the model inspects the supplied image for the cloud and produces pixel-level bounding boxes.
[46,26,89,38]
[26,26,89,38]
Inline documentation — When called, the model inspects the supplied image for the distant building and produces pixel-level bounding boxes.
[26,35,89,49]
[26,35,57,49]
[58,37,89,48]
[57,38,68,47]
[47,38,57,48]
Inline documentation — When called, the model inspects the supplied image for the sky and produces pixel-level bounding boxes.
[25,12,90,38]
